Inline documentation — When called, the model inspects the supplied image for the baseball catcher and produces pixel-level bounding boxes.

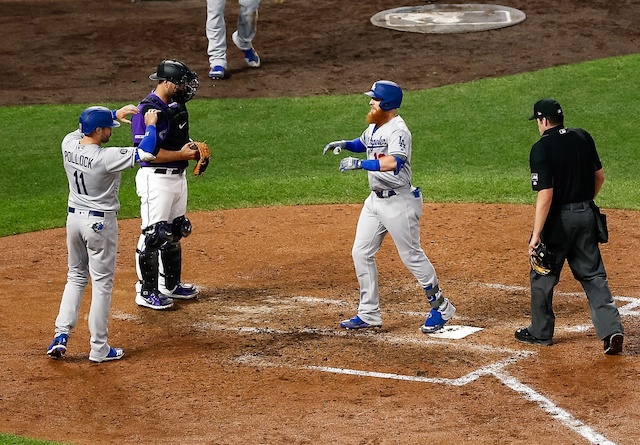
[530,243,554,276]
[190,141,211,175]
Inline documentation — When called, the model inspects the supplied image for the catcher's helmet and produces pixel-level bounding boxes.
[79,106,120,135]
[149,59,199,103]
[365,80,403,111]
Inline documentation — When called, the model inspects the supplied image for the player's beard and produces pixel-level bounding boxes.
[366,107,387,126]
[98,128,111,144]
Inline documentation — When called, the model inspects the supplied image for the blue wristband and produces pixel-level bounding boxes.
[361,159,381,171]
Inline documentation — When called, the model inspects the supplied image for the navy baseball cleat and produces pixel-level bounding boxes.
[208,65,225,79]
[604,333,623,355]
[136,290,174,310]
[232,31,260,68]
[165,283,198,300]
[340,315,381,330]
[46,334,69,359]
[89,347,124,363]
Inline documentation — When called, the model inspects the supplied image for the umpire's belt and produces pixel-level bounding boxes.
[560,201,591,211]
[374,190,397,198]
[153,168,184,175]
[68,207,105,218]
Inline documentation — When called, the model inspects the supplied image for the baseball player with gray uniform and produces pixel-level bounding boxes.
[47,105,160,363]
[206,0,261,79]
[323,80,456,333]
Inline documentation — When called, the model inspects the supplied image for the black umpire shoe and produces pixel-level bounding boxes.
[515,327,553,346]
[604,333,624,355]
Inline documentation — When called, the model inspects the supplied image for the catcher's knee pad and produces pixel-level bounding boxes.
[160,241,182,292]
[424,284,444,309]
[171,216,192,241]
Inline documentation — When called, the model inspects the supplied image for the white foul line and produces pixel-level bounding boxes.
[302,363,616,445]
[494,370,616,445]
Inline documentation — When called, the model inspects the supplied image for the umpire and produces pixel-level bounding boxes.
[515,98,624,355]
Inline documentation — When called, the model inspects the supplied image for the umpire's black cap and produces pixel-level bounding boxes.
[529,98,563,120]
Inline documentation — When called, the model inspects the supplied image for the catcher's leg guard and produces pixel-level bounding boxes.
[159,241,182,293]
[137,222,172,295]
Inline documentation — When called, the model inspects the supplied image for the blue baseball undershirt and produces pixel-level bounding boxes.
[345,138,366,153]
[360,159,380,171]
[345,138,406,174]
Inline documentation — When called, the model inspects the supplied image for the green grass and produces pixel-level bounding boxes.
[0,434,65,445]
[2,54,640,237]
[1,53,640,445]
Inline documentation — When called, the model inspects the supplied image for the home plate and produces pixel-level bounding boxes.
[425,325,483,339]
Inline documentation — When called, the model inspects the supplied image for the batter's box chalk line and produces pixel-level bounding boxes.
[237,347,615,445]
[223,320,616,445]
[476,282,640,333]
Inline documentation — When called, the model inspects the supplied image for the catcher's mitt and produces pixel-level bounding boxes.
[189,141,210,176]
[530,243,554,276]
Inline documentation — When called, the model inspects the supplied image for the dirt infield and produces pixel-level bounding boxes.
[1,1,640,444]
[2,205,640,444]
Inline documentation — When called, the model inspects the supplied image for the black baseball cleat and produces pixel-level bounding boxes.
[603,333,623,355]
[515,327,553,346]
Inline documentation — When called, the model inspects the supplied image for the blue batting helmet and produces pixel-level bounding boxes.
[364,80,403,111]
[79,106,120,135]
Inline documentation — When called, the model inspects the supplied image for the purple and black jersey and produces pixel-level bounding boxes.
[132,91,190,169]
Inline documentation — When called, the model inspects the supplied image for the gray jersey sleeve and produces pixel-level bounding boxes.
[103,146,137,173]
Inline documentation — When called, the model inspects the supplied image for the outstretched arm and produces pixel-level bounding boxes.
[114,104,140,124]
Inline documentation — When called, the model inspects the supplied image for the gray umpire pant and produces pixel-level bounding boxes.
[528,203,623,341]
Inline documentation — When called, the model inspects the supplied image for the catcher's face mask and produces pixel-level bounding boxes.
[173,74,199,103]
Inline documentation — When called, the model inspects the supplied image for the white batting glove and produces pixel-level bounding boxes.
[323,140,346,155]
[339,157,363,172]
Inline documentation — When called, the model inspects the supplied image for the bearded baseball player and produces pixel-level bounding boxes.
[47,105,160,363]
[323,80,456,333]
[131,59,200,310]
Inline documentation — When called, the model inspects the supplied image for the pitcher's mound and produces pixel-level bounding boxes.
[371,4,526,34]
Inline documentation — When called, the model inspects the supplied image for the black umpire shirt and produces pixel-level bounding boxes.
[529,126,602,206]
